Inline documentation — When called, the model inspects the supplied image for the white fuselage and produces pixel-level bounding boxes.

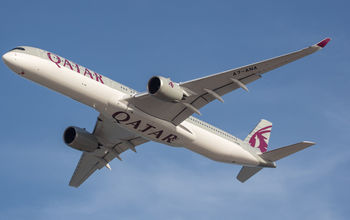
[3,47,263,167]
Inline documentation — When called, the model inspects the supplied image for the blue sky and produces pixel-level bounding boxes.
[0,0,349,219]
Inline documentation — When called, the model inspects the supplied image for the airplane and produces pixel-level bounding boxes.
[2,38,330,187]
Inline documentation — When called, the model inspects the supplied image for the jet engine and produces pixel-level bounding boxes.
[147,76,188,102]
[63,126,99,152]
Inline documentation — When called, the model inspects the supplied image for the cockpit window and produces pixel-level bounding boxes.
[9,47,25,51]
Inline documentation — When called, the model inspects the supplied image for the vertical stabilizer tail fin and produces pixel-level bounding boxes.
[244,119,272,153]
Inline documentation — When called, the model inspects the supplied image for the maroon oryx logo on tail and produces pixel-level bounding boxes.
[249,125,272,153]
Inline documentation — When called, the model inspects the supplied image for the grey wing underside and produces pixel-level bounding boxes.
[126,42,323,126]
[69,114,149,187]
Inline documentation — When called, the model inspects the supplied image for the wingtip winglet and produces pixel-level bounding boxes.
[316,38,331,48]
[302,141,316,146]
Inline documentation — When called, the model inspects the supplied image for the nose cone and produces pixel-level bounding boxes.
[2,52,22,74]
[2,52,11,65]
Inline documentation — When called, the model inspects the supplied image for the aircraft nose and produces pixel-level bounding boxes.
[2,52,11,64]
[2,52,22,74]
[2,51,16,67]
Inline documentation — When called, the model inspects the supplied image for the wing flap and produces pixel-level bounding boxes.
[171,73,261,124]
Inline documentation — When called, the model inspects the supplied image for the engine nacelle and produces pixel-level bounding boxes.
[63,126,99,152]
[147,76,185,102]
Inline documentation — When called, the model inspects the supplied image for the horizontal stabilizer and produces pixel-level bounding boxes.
[260,141,315,162]
[237,166,263,183]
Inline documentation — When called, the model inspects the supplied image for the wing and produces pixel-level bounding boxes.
[69,114,149,187]
[126,38,330,125]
